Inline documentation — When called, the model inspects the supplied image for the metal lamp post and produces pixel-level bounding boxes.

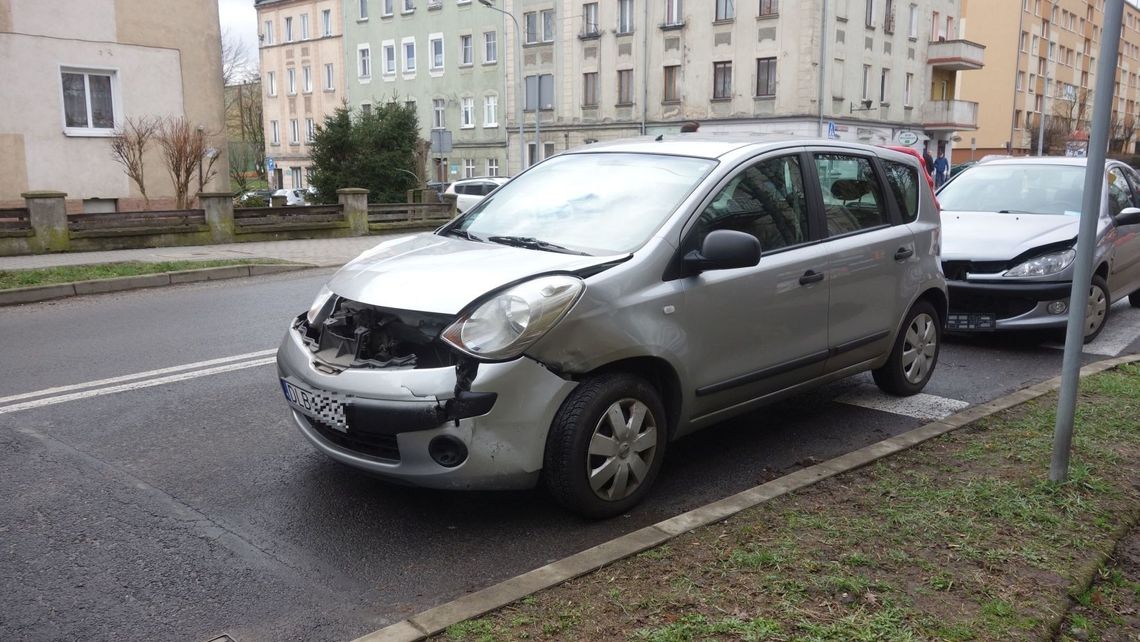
[478,0,526,174]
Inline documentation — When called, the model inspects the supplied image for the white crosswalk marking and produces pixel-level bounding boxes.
[1043,301,1140,357]
[834,383,971,420]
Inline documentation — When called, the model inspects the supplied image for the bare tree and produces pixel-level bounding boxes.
[109,116,159,208]
[225,80,265,193]
[221,28,256,87]
[156,117,222,209]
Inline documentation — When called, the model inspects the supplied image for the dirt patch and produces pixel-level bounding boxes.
[1056,525,1140,642]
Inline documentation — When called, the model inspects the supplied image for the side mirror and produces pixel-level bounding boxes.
[1117,207,1140,226]
[683,229,761,273]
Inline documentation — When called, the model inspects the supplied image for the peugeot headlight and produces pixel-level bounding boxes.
[441,275,585,361]
[306,285,335,324]
[1003,249,1076,278]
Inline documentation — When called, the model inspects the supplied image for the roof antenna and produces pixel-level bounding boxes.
[655,134,664,141]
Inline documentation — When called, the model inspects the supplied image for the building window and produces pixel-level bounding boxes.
[284,16,293,42]
[263,20,274,45]
[322,9,332,35]
[306,117,315,142]
[617,69,634,104]
[664,65,681,102]
[270,120,280,144]
[380,42,395,74]
[583,2,599,34]
[324,63,335,90]
[460,34,473,65]
[359,0,368,19]
[713,61,732,99]
[880,67,890,102]
[266,70,277,96]
[433,98,445,128]
[884,0,895,32]
[287,67,297,94]
[291,166,303,188]
[430,36,444,70]
[525,73,555,110]
[758,0,776,17]
[487,158,500,176]
[862,64,872,99]
[542,9,556,41]
[484,31,497,62]
[865,0,874,27]
[300,65,311,92]
[716,0,735,21]
[383,0,394,15]
[904,72,913,105]
[908,3,918,38]
[300,14,310,39]
[756,57,776,97]
[358,46,371,78]
[1016,71,1024,90]
[404,40,417,72]
[618,0,634,33]
[583,72,598,106]
[544,142,555,160]
[463,158,476,178]
[361,102,371,116]
[461,97,474,127]
[290,119,300,144]
[665,0,682,26]
[484,94,498,126]
[60,69,117,133]
[404,0,415,12]
[524,11,538,43]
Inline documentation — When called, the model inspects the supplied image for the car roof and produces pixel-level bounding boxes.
[564,135,905,161]
[977,156,1099,168]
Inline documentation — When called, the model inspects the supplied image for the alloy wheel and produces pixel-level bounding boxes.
[901,312,938,385]
[586,398,658,502]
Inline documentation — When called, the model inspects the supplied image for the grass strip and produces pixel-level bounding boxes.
[0,259,293,290]
[440,364,1140,642]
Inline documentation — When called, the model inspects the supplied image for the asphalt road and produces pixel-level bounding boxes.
[2,270,1138,642]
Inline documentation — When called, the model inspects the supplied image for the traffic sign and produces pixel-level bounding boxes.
[827,121,839,139]
[266,157,276,172]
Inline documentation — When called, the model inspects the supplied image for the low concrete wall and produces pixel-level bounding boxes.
[0,190,453,257]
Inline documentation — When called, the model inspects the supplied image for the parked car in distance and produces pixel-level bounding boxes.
[937,156,1140,341]
[235,189,272,207]
[445,176,510,213]
[272,188,309,206]
[276,137,946,517]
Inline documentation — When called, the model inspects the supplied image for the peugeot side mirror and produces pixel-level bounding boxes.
[1117,207,1140,226]
[683,229,761,273]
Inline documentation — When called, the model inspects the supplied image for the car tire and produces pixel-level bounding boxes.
[1082,275,1111,343]
[543,373,667,519]
[1131,289,1140,309]
[873,300,941,397]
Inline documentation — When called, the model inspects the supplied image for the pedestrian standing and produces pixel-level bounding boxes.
[933,151,949,188]
[922,147,935,174]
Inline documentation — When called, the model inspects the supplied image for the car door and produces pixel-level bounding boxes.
[806,149,918,372]
[1110,165,1140,296]
[679,150,831,420]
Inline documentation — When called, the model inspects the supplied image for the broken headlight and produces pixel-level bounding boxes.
[307,285,336,324]
[441,275,584,361]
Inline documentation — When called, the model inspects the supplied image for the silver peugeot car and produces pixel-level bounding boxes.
[277,137,946,517]
[938,156,1140,341]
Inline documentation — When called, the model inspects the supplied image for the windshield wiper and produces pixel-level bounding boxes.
[486,235,589,255]
[444,228,485,242]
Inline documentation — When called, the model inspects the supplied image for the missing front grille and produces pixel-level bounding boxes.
[299,300,458,370]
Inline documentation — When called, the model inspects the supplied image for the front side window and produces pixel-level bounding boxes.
[618,0,634,33]
[713,61,732,99]
[1107,167,1135,217]
[61,69,116,132]
[450,153,716,255]
[484,31,497,62]
[716,0,735,21]
[813,153,889,236]
[692,154,809,252]
[883,159,920,222]
[756,57,776,97]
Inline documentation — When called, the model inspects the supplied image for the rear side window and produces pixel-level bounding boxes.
[813,154,889,236]
[883,160,920,223]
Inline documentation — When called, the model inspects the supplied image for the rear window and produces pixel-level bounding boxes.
[883,160,920,222]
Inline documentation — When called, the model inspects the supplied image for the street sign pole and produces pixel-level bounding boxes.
[1050,0,1124,483]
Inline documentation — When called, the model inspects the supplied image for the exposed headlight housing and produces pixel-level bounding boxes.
[1003,249,1076,278]
[306,285,335,325]
[441,275,585,361]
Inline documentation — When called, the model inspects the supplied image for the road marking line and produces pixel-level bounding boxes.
[834,384,971,421]
[0,349,277,405]
[0,357,276,415]
[1041,301,1140,357]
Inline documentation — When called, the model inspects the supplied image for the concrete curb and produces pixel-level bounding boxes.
[353,353,1140,642]
[0,263,312,306]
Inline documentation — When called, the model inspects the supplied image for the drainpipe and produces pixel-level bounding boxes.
[817,0,829,137]
[641,0,650,135]
[1009,4,1026,153]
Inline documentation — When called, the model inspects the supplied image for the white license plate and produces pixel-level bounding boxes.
[280,378,347,431]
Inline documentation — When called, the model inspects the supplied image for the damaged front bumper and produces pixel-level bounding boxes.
[276,323,578,490]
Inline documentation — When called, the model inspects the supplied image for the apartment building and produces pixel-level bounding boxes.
[960,0,1140,158]
[0,0,228,211]
[343,0,508,182]
[497,0,984,174]
[257,0,345,190]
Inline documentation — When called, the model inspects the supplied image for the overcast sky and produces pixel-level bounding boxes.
[218,0,259,68]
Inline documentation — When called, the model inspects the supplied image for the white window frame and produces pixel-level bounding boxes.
[432,98,446,129]
[865,0,875,27]
[270,119,280,145]
[461,96,474,128]
[584,3,600,34]
[359,0,369,19]
[665,0,682,26]
[284,16,294,42]
[880,67,890,103]
[263,19,275,45]
[862,64,872,100]
[324,63,335,91]
[287,67,297,94]
[300,13,309,40]
[291,166,303,188]
[59,66,120,136]
[904,72,913,106]
[382,40,397,76]
[403,0,415,13]
[524,11,538,43]
[383,0,394,16]
[322,9,332,35]
[484,94,498,126]
[302,65,312,93]
[266,70,277,96]
[403,37,417,74]
[484,31,497,63]
[460,34,473,66]
[908,3,918,38]
[487,158,499,177]
[618,0,633,33]
[542,8,556,41]
[358,44,372,80]
[429,33,445,73]
[463,158,476,178]
[306,117,315,142]
[290,118,300,144]
[715,0,734,21]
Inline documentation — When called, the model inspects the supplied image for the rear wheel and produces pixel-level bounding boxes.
[543,374,667,519]
[873,301,941,396]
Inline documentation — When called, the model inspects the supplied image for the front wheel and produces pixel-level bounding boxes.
[1083,275,1110,343]
[543,374,667,519]
[873,300,941,396]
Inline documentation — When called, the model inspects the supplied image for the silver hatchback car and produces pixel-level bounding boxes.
[276,137,946,517]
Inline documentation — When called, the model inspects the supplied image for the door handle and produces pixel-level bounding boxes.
[799,269,825,285]
[894,247,914,261]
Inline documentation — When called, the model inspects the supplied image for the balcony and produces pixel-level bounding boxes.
[922,99,979,131]
[927,39,986,71]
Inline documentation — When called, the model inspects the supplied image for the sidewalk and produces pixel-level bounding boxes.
[0,234,405,271]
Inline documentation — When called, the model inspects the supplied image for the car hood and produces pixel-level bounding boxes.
[326,233,626,314]
[940,211,1087,261]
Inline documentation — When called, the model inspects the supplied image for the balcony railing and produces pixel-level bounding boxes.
[927,39,986,70]
[921,99,979,131]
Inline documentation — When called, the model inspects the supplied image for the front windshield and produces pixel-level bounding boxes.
[937,163,1086,216]
[447,152,717,255]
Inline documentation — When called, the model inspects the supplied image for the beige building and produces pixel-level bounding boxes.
[499,0,984,175]
[961,0,1140,158]
[256,0,345,191]
[0,0,228,212]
